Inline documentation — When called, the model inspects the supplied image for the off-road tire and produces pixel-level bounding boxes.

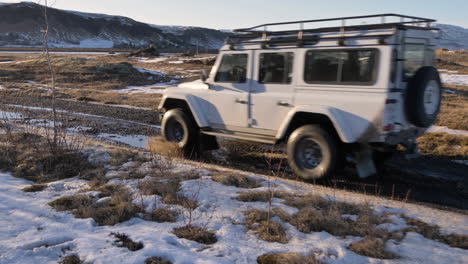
[161,108,199,156]
[287,125,339,180]
[405,66,442,128]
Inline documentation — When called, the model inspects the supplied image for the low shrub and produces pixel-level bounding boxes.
[212,173,262,188]
[348,237,398,259]
[49,195,93,211]
[111,232,144,251]
[236,191,290,203]
[22,184,47,192]
[173,225,217,245]
[58,254,82,264]
[244,209,289,243]
[145,207,179,223]
[257,252,322,264]
[145,256,173,264]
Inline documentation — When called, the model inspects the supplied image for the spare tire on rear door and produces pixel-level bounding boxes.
[405,66,442,128]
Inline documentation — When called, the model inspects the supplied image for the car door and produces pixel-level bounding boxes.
[249,50,295,134]
[205,51,252,131]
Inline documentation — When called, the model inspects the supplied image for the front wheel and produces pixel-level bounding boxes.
[287,125,340,180]
[161,108,199,156]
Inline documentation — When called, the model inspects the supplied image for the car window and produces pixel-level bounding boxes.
[304,49,377,84]
[404,44,425,80]
[259,52,294,84]
[215,54,248,83]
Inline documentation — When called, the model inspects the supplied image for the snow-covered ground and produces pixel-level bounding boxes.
[428,126,468,136]
[440,72,468,86]
[0,154,467,264]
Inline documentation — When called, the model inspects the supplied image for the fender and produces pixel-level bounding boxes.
[276,105,377,143]
[158,92,210,128]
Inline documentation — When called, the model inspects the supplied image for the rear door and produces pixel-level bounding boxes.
[249,50,295,134]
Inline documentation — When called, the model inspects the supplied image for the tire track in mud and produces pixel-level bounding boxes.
[1,100,467,213]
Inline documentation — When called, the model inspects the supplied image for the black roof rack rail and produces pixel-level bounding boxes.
[227,14,438,47]
[234,14,436,33]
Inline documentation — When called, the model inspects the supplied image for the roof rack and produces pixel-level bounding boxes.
[228,14,438,47]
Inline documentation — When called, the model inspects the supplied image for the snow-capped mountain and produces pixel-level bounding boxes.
[435,23,468,50]
[0,2,228,49]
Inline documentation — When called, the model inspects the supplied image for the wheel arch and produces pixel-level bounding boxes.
[276,106,363,143]
[159,95,209,128]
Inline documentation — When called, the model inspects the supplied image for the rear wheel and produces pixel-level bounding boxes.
[161,108,199,156]
[287,125,340,180]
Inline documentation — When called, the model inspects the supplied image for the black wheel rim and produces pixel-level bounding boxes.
[167,119,185,143]
[295,137,323,169]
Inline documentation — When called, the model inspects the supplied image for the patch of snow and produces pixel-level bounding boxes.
[116,80,177,95]
[130,57,168,63]
[428,126,468,136]
[439,69,459,74]
[133,67,166,76]
[441,73,468,86]
[97,133,149,149]
[452,160,468,166]
[168,60,184,64]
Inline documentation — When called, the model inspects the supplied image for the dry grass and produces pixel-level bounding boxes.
[111,232,144,251]
[58,255,82,264]
[74,190,140,226]
[138,178,198,209]
[173,225,217,245]
[22,184,47,192]
[145,207,179,223]
[145,257,173,264]
[49,195,94,212]
[244,209,289,244]
[257,252,323,264]
[436,93,468,131]
[403,216,468,249]
[348,237,398,259]
[417,133,468,159]
[0,132,93,183]
[211,172,262,189]
[235,191,290,203]
[147,137,183,158]
[96,184,127,198]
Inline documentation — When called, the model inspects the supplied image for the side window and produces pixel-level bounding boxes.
[304,49,377,84]
[304,51,343,82]
[259,52,294,84]
[404,44,425,80]
[215,54,248,83]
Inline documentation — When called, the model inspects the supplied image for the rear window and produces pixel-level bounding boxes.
[404,44,425,80]
[259,52,294,84]
[304,49,377,84]
[215,54,248,83]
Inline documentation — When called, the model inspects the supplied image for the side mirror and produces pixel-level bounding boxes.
[201,70,208,82]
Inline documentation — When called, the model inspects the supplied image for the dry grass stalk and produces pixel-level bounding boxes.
[111,232,144,251]
[173,225,217,245]
[257,252,323,264]
[348,237,398,259]
[144,257,173,264]
[243,208,289,243]
[22,184,47,192]
[211,173,262,188]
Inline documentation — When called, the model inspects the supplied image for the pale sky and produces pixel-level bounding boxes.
[2,0,468,29]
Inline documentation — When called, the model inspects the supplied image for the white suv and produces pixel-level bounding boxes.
[159,14,442,179]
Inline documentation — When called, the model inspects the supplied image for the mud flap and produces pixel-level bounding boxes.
[199,133,219,151]
[355,144,377,178]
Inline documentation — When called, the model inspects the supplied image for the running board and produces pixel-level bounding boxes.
[201,129,277,144]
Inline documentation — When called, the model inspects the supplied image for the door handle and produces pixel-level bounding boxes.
[277,101,290,107]
[235,99,248,104]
